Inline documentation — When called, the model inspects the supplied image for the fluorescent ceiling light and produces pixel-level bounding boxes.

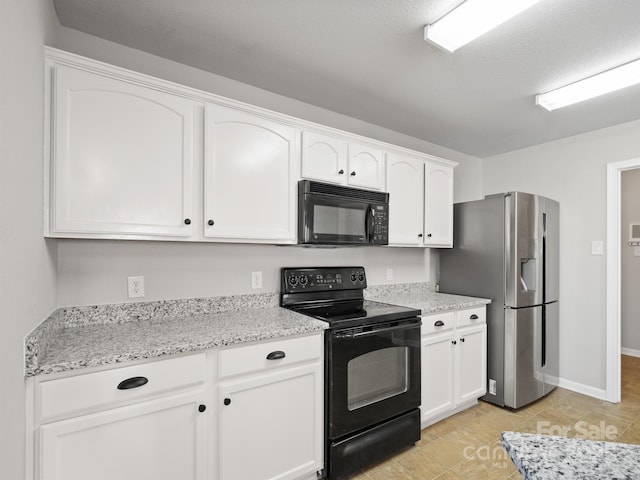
[536,59,640,111]
[424,0,542,53]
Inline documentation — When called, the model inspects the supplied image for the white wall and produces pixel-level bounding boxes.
[621,168,640,354]
[49,28,482,306]
[0,1,59,478]
[483,118,640,393]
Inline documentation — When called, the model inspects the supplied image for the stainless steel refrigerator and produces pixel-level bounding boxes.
[439,192,559,409]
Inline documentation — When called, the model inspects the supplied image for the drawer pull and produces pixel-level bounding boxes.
[434,320,445,327]
[470,314,479,320]
[266,350,286,360]
[117,376,148,390]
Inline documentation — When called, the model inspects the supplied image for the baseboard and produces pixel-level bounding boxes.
[556,377,608,401]
[621,347,640,358]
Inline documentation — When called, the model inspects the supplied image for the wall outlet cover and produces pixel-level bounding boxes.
[251,271,263,289]
[127,276,145,298]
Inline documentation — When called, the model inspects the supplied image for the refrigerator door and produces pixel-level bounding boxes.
[504,306,544,408]
[542,198,560,303]
[542,301,559,394]
[505,193,544,308]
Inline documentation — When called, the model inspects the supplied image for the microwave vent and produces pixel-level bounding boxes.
[300,180,389,203]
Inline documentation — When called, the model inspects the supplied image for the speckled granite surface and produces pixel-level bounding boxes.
[25,293,327,377]
[364,282,491,314]
[502,431,640,479]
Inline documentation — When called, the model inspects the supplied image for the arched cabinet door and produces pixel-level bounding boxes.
[301,131,348,184]
[347,142,385,190]
[49,65,197,238]
[204,104,298,243]
[386,154,424,246]
[424,161,454,247]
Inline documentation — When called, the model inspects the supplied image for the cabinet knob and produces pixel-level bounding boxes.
[460,338,466,343]
[350,171,356,176]
[224,398,231,406]
[266,350,286,360]
[427,233,432,238]
[184,218,191,225]
[338,169,344,175]
[418,233,423,238]
[198,404,207,413]
[208,219,215,226]
[117,376,148,390]
[451,340,457,345]
[434,320,445,327]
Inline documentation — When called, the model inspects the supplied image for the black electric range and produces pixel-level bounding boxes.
[280,266,422,480]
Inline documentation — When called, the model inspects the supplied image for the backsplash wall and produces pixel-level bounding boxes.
[57,240,436,306]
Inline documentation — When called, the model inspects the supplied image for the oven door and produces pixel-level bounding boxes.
[299,192,372,245]
[326,319,421,440]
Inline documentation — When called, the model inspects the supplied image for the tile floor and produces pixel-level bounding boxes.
[350,355,640,479]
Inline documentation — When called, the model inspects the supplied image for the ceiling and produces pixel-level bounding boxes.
[51,0,640,157]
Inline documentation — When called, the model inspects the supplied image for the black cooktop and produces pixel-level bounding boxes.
[280,267,421,329]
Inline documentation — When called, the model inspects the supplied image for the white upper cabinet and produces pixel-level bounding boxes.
[386,153,424,246]
[424,161,454,247]
[204,104,299,243]
[387,155,456,248]
[48,64,197,238]
[301,132,385,190]
[347,142,385,190]
[301,131,348,184]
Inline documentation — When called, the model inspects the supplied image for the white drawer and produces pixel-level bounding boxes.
[421,311,455,336]
[455,307,486,328]
[218,333,322,379]
[39,353,206,421]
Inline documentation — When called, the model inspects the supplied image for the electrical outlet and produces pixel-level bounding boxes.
[251,271,263,289]
[127,276,145,298]
[386,268,393,281]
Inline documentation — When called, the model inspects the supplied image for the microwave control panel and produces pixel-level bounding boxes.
[371,204,388,244]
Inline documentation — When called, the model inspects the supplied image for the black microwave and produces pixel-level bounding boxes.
[298,180,389,246]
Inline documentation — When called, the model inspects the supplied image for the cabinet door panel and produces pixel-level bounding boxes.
[421,332,455,423]
[204,105,298,242]
[40,391,206,480]
[386,154,424,246]
[456,324,487,404]
[347,143,385,190]
[301,131,347,184]
[51,65,195,237]
[424,162,454,247]
[218,364,323,480]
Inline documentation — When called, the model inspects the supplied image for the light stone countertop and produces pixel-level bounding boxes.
[25,293,327,377]
[25,283,490,378]
[502,431,640,479]
[365,283,491,314]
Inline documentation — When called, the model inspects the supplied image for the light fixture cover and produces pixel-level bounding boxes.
[424,0,542,53]
[536,58,640,111]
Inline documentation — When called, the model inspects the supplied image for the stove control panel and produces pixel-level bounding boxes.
[281,267,367,293]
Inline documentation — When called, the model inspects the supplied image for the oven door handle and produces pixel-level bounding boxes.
[334,322,420,339]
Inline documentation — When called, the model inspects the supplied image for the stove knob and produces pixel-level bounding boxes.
[289,275,298,286]
[358,272,365,282]
[299,275,308,286]
[350,273,357,282]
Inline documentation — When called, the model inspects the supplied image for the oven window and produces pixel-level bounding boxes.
[347,347,409,411]
[314,205,366,236]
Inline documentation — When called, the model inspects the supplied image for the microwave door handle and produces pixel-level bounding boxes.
[367,206,375,242]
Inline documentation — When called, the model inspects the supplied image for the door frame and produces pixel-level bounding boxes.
[606,157,640,403]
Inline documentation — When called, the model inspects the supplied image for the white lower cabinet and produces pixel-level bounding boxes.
[34,354,208,480]
[30,335,324,480]
[40,391,207,480]
[421,307,487,428]
[216,334,324,480]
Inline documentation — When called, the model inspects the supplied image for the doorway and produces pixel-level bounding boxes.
[606,157,640,403]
